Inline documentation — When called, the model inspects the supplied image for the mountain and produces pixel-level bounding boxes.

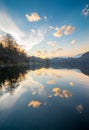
[74,53,83,58]
[50,52,89,75]
[79,52,89,59]
[50,51,89,64]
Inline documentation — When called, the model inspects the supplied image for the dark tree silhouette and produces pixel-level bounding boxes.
[0,34,29,66]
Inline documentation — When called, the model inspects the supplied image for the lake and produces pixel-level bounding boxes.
[0,67,89,130]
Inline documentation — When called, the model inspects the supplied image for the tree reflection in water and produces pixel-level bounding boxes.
[0,66,29,97]
[0,64,89,97]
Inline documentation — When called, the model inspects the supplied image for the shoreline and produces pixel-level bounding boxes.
[0,63,29,68]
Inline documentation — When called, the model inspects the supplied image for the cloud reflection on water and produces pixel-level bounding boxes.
[0,67,89,111]
[52,88,72,98]
[76,104,83,113]
[28,100,41,108]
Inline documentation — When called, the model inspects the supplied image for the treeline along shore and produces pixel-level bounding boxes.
[0,34,49,68]
[0,34,89,71]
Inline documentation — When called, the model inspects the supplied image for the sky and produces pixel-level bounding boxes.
[0,0,89,58]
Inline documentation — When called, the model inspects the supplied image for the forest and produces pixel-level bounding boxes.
[0,34,29,67]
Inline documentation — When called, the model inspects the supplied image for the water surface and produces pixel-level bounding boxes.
[0,67,89,130]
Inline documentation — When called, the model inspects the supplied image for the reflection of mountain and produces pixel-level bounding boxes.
[0,51,89,96]
[50,52,89,76]
[29,56,49,69]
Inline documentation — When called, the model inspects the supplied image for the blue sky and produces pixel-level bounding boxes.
[0,0,89,58]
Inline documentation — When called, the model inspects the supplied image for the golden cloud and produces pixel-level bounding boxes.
[34,50,47,58]
[34,50,42,56]
[34,68,47,76]
[52,88,72,98]
[52,88,61,96]
[53,29,63,38]
[64,25,75,35]
[28,100,41,108]
[63,90,72,98]
[69,82,74,86]
[26,12,41,22]
[53,25,75,38]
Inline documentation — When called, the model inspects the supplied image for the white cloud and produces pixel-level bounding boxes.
[47,41,57,47]
[82,4,89,16]
[30,29,36,34]
[47,80,56,85]
[22,28,47,51]
[55,27,59,31]
[71,39,76,44]
[26,30,47,49]
[48,26,54,30]
[0,34,3,38]
[44,16,47,20]
[26,12,41,22]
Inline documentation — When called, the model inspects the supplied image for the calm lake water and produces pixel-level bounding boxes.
[0,67,89,130]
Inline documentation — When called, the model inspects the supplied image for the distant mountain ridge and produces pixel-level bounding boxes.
[74,53,83,58]
[50,51,89,75]
[80,51,89,59]
[51,51,89,62]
